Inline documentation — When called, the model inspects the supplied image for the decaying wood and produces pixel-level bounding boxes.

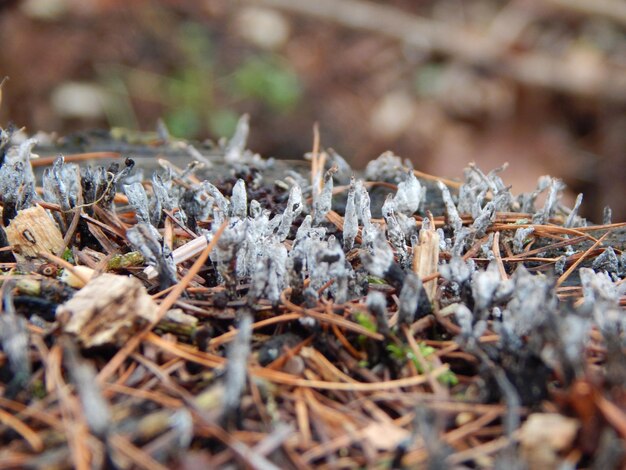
[5,204,65,260]
[56,273,158,348]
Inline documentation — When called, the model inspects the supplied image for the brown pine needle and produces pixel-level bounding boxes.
[556,230,611,287]
[251,363,449,391]
[0,408,44,453]
[31,152,121,167]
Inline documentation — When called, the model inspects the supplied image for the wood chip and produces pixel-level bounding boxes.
[5,204,65,261]
[413,218,440,302]
[519,413,579,470]
[361,421,410,451]
[57,273,158,348]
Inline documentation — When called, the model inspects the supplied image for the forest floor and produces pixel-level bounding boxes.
[0,123,624,468]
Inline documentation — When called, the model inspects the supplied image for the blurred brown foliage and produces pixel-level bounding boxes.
[0,0,625,220]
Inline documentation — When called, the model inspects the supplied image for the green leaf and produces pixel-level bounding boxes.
[366,276,387,285]
[62,248,74,264]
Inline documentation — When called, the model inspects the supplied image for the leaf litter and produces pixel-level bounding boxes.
[0,119,624,469]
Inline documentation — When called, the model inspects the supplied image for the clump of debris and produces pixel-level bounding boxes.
[0,116,624,469]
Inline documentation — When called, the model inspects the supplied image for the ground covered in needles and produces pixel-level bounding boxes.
[0,117,625,469]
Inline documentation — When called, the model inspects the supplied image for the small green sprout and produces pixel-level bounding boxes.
[386,342,458,386]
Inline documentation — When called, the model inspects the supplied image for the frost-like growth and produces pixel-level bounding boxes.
[355,180,372,230]
[556,314,591,368]
[517,189,540,215]
[185,143,213,169]
[223,312,252,425]
[0,127,12,157]
[285,171,310,195]
[533,178,563,224]
[313,166,336,225]
[580,268,624,335]
[311,237,352,303]
[503,265,555,337]
[202,181,230,216]
[451,227,471,257]
[457,168,488,218]
[471,199,497,238]
[42,157,81,212]
[151,172,183,226]
[440,257,474,285]
[41,157,81,230]
[214,220,247,289]
[398,272,422,325]
[603,206,612,225]
[513,226,534,254]
[366,290,390,335]
[251,238,289,305]
[437,228,450,252]
[0,309,30,396]
[364,151,407,182]
[80,166,112,210]
[126,223,177,289]
[238,213,273,278]
[275,184,303,241]
[457,164,514,219]
[0,161,36,224]
[484,165,514,212]
[437,181,462,235]
[342,178,358,250]
[224,114,249,163]
[592,247,619,275]
[619,252,626,277]
[453,303,475,338]
[5,137,37,183]
[181,183,214,229]
[493,308,524,351]
[249,199,262,219]
[124,182,151,226]
[393,170,423,215]
[230,179,247,219]
[382,195,409,267]
[301,287,319,309]
[481,233,495,260]
[327,149,352,184]
[471,261,512,312]
[294,214,312,242]
[564,193,584,228]
[361,232,395,278]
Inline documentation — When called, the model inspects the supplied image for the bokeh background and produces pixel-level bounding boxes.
[1,0,625,220]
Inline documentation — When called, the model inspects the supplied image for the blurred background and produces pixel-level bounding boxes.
[0,0,625,220]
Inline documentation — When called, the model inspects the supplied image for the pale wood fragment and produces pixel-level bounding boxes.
[5,204,65,260]
[412,217,440,303]
[57,273,158,348]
